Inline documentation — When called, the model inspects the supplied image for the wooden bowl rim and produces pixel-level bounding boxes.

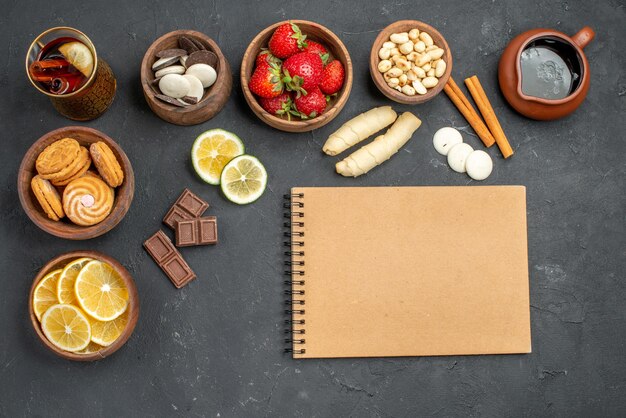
[370,20,453,105]
[140,29,230,115]
[17,126,135,240]
[28,250,139,361]
[240,20,353,132]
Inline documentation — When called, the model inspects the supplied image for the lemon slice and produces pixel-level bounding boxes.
[191,129,245,185]
[90,309,128,346]
[57,257,92,305]
[75,260,129,321]
[220,155,268,205]
[33,269,62,321]
[58,41,94,77]
[76,341,105,354]
[41,304,91,352]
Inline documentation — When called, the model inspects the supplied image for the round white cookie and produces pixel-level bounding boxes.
[433,127,463,156]
[447,143,474,173]
[465,150,493,180]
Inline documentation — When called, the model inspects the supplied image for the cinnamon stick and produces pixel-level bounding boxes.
[443,78,496,147]
[465,76,514,159]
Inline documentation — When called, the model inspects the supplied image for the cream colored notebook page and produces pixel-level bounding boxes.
[287,186,531,359]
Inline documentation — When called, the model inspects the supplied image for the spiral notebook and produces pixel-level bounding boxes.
[284,186,531,358]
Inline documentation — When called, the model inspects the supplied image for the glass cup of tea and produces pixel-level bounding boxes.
[25,27,116,121]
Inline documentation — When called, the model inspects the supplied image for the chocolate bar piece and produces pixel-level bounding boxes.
[163,188,209,229]
[175,216,218,247]
[144,230,196,288]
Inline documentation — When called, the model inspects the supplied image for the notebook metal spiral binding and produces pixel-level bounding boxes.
[284,193,306,354]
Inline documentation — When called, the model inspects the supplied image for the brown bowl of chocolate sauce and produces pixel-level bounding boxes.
[498,26,594,120]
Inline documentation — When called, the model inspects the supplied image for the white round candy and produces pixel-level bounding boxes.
[154,65,186,78]
[447,143,474,173]
[182,74,204,102]
[158,74,190,99]
[433,127,463,156]
[185,64,217,88]
[465,150,493,181]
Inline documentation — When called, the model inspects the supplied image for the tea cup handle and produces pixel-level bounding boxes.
[571,26,595,49]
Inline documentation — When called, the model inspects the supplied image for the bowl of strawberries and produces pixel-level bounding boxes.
[241,20,353,132]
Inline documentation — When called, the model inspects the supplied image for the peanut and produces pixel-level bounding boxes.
[408,28,420,40]
[378,48,391,60]
[378,59,392,73]
[387,77,399,88]
[422,63,432,72]
[396,58,411,72]
[416,52,431,67]
[419,32,434,46]
[406,69,418,81]
[385,67,403,78]
[422,76,439,88]
[401,85,416,96]
[413,66,426,78]
[425,45,438,52]
[382,41,396,49]
[390,47,400,56]
[414,41,426,53]
[412,79,427,95]
[399,41,414,55]
[398,73,408,86]
[390,32,409,44]
[427,69,435,77]
[406,52,419,62]
[435,60,447,77]
[429,48,445,60]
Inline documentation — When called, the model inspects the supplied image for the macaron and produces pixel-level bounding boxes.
[31,175,64,221]
[90,142,124,188]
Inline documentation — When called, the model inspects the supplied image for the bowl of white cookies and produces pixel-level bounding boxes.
[18,126,134,240]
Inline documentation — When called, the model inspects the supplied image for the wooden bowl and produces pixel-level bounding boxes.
[241,20,353,132]
[17,126,134,240]
[29,251,139,361]
[370,20,452,105]
[141,30,232,126]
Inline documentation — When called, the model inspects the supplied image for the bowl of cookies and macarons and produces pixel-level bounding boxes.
[18,126,134,240]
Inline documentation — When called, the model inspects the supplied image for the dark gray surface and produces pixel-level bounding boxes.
[1,0,625,416]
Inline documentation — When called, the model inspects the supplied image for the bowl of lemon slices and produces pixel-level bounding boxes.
[29,251,139,361]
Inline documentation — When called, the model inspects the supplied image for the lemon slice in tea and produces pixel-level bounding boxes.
[75,260,129,321]
[220,155,268,205]
[41,304,91,352]
[58,41,94,77]
[57,257,92,305]
[33,269,62,321]
[191,129,244,185]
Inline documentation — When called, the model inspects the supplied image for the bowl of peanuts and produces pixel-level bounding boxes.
[370,20,452,105]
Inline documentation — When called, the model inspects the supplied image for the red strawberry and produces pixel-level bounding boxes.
[268,22,307,59]
[304,40,329,64]
[255,49,281,67]
[293,87,327,119]
[259,93,293,119]
[282,52,323,96]
[248,61,283,98]
[319,60,345,95]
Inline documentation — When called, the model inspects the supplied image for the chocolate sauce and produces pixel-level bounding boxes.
[520,36,582,100]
